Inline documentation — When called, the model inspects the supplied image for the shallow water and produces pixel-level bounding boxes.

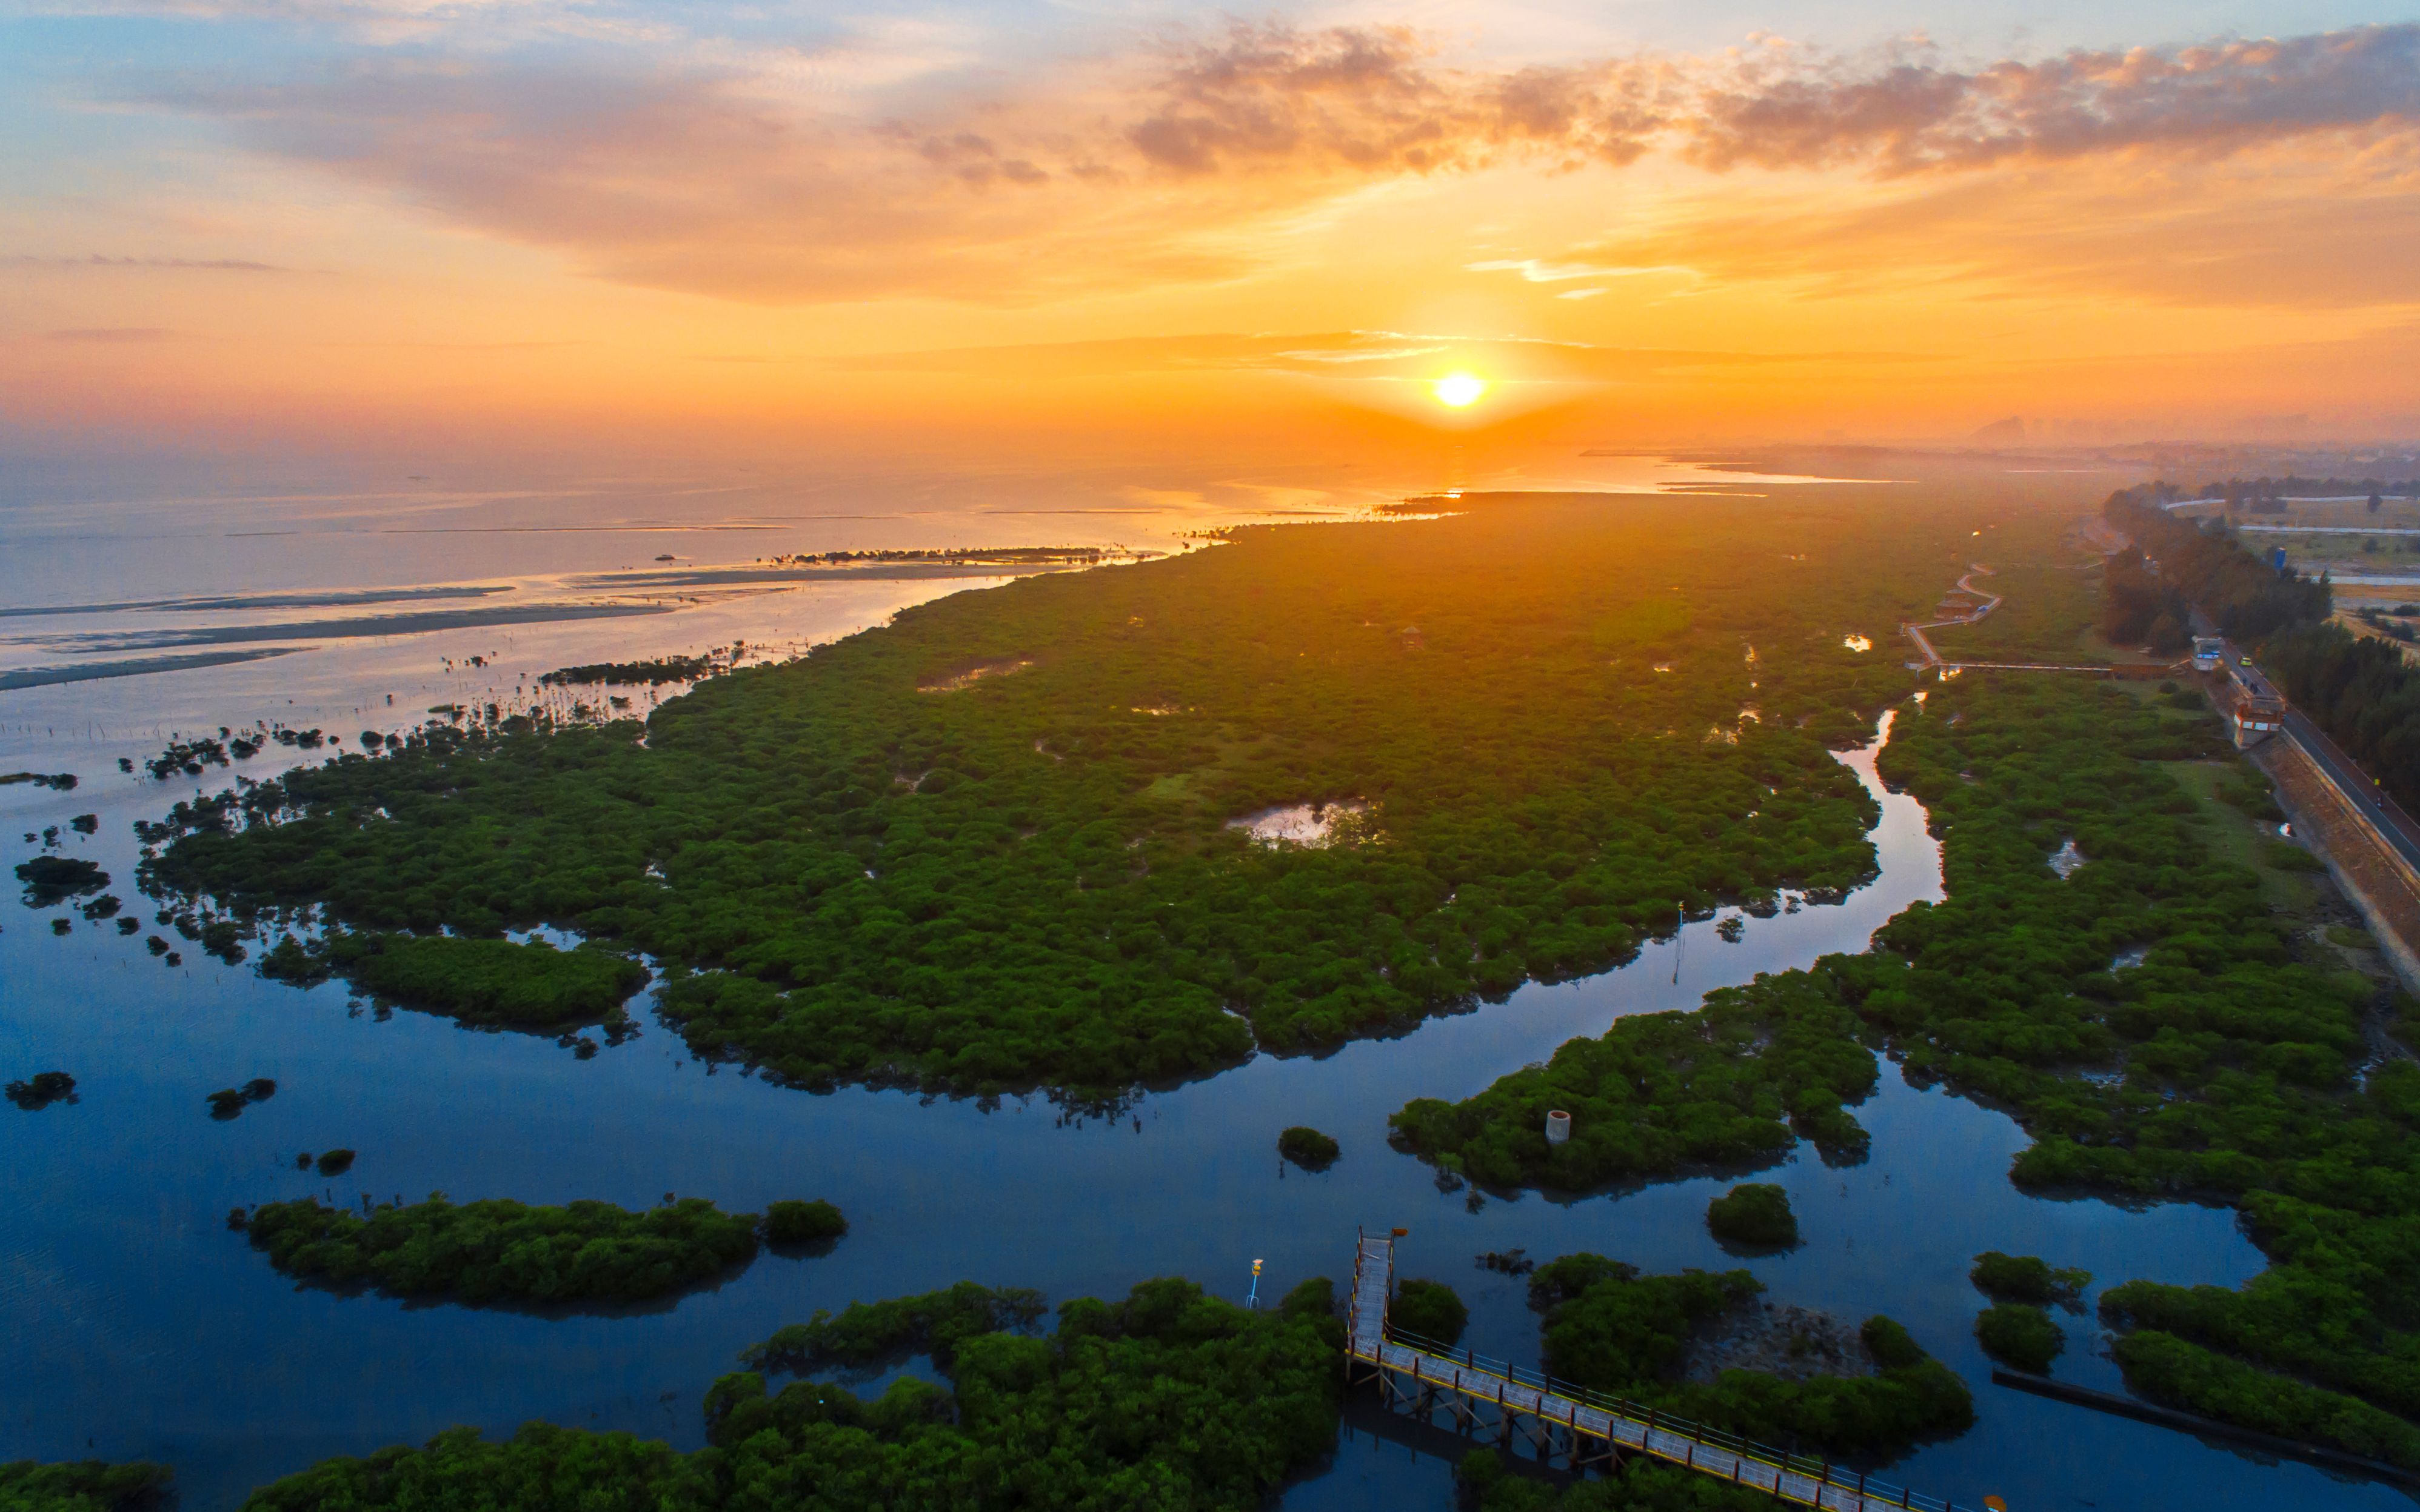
[1227,801,1372,847]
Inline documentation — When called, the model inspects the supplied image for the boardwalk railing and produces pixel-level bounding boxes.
[1345,1230,1977,1512]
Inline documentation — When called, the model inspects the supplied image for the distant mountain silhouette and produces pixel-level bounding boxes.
[1968,416,2026,446]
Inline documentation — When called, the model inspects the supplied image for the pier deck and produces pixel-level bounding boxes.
[1345,1231,1979,1512]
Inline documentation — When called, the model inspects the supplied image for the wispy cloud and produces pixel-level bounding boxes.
[5,253,285,271]
[43,327,182,341]
[26,0,569,24]
[1466,258,1680,283]
[1117,23,1658,175]
[114,21,2420,304]
[1683,27,2420,173]
[831,329,1927,381]
[1549,153,2420,310]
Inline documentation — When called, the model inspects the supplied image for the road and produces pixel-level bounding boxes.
[2276,701,2420,876]
[2192,603,2420,874]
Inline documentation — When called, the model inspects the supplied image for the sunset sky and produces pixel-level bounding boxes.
[4,1,2419,470]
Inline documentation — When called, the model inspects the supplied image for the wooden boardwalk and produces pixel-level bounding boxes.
[1899,563,2158,679]
[1346,1231,1974,1512]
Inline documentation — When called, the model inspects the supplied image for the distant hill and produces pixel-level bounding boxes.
[1968,416,2027,446]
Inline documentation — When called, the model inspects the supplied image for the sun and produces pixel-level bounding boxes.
[1431,373,1487,408]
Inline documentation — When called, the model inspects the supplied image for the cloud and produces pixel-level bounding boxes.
[1683,25,2420,173]
[43,327,181,341]
[26,0,562,22]
[830,329,1926,382]
[1466,258,1679,283]
[1117,22,1667,175]
[115,20,2420,303]
[1551,146,2420,309]
[4,254,285,271]
[132,58,1302,302]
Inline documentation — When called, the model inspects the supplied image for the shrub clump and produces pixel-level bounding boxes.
[1277,1125,1340,1170]
[15,857,108,908]
[206,1079,277,1119]
[1970,1251,2088,1307]
[1391,1279,1469,1347]
[1388,967,1878,1192]
[1706,1183,1799,1248]
[262,933,646,1030]
[241,1275,1341,1512]
[1860,1316,1925,1371]
[1976,1303,2064,1372]
[239,1193,831,1305]
[6,1071,76,1110]
[540,658,712,687]
[743,1281,1050,1371]
[2112,1330,2420,1469]
[1526,1253,1973,1459]
[0,1459,171,1512]
[762,1199,847,1245]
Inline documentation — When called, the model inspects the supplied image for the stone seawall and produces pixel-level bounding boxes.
[2259,736,2420,993]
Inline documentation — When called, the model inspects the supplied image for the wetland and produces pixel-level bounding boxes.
[3,482,2412,1511]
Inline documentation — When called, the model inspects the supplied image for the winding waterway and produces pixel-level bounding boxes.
[0,602,2402,1512]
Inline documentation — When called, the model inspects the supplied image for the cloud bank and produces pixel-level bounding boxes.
[123,20,2420,302]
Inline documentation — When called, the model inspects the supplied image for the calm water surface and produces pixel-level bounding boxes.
[0,521,2401,1512]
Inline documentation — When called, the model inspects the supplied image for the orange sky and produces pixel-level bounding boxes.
[5,10,2419,465]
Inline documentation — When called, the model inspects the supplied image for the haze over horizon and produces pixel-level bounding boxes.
[5,1,2420,478]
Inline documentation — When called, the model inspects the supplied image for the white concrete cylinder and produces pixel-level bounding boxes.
[1545,1109,1572,1145]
